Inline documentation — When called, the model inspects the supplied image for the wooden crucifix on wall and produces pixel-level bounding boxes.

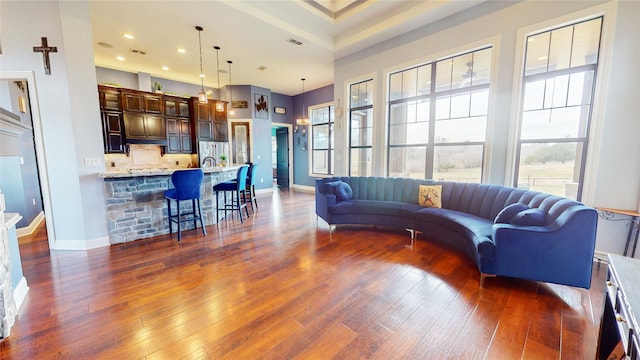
[33,37,57,75]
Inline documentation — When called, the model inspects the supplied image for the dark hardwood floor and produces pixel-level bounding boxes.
[1,187,607,359]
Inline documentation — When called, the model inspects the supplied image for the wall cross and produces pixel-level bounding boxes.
[33,37,58,75]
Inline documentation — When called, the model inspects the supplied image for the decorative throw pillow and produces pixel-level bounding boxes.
[418,185,442,208]
[335,181,353,201]
[325,180,342,195]
[494,203,530,224]
[510,208,547,226]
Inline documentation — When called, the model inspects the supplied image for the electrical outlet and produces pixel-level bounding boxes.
[84,157,101,167]
[32,198,36,206]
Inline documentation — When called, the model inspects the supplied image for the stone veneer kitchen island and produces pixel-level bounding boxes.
[100,165,241,244]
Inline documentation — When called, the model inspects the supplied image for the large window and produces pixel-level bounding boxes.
[388,47,492,182]
[515,17,602,200]
[349,79,373,176]
[310,104,334,175]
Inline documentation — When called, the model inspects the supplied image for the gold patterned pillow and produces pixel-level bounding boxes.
[418,185,442,208]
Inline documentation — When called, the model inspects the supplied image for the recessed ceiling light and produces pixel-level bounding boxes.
[162,66,169,71]
[116,56,125,61]
[123,33,134,40]
[200,73,205,78]
[177,48,186,54]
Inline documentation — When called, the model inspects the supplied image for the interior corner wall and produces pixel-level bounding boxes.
[0,0,109,247]
[292,85,334,187]
[250,86,275,190]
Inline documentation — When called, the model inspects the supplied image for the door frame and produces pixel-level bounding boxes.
[271,122,293,188]
[228,118,253,164]
[1,71,55,249]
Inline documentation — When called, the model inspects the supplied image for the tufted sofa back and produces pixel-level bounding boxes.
[320,177,584,226]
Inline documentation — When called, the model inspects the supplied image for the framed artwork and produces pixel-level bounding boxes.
[274,106,286,114]
[254,94,268,119]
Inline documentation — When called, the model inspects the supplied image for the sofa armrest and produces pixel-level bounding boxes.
[492,208,597,288]
[315,186,336,223]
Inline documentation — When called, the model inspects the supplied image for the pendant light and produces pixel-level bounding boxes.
[214,46,224,112]
[296,78,309,125]
[195,26,207,104]
[227,60,235,116]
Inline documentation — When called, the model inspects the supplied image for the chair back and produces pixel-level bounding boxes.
[171,169,204,200]
[236,165,249,190]
[247,163,258,186]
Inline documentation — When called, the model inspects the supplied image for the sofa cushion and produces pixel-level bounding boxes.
[494,203,530,224]
[418,185,442,208]
[330,199,423,217]
[326,180,342,195]
[510,208,547,226]
[335,181,353,201]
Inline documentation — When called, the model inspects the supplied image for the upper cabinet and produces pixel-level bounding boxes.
[121,90,163,114]
[164,96,190,118]
[97,86,227,154]
[191,98,228,142]
[98,85,122,111]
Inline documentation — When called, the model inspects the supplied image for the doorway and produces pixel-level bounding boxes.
[271,123,293,189]
[1,71,54,249]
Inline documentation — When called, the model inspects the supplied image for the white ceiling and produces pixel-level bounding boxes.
[89,0,486,96]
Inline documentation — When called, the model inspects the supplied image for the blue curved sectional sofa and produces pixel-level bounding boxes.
[315,177,598,289]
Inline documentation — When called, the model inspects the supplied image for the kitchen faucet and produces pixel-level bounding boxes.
[201,156,216,167]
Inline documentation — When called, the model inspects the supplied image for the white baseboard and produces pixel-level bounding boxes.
[16,211,45,237]
[291,184,315,193]
[52,235,111,250]
[13,276,28,310]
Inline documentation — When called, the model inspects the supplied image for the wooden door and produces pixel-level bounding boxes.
[276,127,289,188]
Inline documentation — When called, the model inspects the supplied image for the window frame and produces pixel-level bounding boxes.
[348,79,374,177]
[308,101,335,177]
[386,46,493,182]
[512,16,604,201]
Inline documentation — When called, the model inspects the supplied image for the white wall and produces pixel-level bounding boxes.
[334,0,640,257]
[0,1,108,249]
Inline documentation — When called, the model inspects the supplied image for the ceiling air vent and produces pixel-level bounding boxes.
[129,48,147,55]
[286,38,303,46]
[257,66,267,71]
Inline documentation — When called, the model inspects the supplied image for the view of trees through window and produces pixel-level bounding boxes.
[515,17,602,199]
[387,47,492,182]
[349,79,373,176]
[310,104,334,175]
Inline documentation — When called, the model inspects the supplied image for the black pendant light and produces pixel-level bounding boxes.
[214,46,224,112]
[296,78,309,125]
[196,26,207,104]
[227,60,235,116]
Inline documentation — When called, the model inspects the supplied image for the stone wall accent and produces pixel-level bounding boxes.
[103,171,236,244]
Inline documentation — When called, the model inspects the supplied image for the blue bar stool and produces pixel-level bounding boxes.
[214,165,250,223]
[244,163,259,212]
[164,169,206,241]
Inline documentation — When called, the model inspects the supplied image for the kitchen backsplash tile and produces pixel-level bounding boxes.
[104,145,197,172]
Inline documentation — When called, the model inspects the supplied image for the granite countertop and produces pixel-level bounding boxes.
[3,213,22,229]
[99,164,242,179]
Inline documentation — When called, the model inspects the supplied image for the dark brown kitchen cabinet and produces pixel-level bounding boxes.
[101,111,125,153]
[123,113,166,143]
[98,85,121,111]
[122,90,163,114]
[191,98,227,142]
[213,101,228,142]
[164,96,190,118]
[166,117,192,154]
